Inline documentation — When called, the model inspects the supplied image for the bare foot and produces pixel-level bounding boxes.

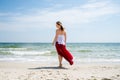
[59,64,62,68]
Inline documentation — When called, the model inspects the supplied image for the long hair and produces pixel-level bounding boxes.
[56,21,64,31]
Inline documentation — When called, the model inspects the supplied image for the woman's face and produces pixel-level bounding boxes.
[56,24,60,29]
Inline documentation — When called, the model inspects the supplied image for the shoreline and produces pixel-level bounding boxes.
[0,58,120,64]
[0,61,120,80]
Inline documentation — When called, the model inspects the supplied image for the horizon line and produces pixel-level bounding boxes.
[0,42,120,43]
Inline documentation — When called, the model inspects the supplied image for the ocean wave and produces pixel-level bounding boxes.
[0,45,20,48]
[77,49,120,53]
[78,50,93,52]
[0,51,52,56]
[41,50,57,56]
[0,51,12,55]
[0,48,28,51]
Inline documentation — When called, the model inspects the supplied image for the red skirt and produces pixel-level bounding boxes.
[55,42,73,65]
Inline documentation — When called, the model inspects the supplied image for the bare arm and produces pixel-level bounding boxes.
[64,31,67,45]
[52,30,58,45]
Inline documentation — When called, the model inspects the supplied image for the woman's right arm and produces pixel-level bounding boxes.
[52,30,58,45]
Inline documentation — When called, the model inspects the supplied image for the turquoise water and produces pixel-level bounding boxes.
[0,43,120,62]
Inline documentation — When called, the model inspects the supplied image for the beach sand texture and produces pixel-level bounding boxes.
[0,62,120,80]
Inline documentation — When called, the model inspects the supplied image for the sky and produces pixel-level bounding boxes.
[0,0,120,43]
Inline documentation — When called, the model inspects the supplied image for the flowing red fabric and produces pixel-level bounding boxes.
[55,42,73,65]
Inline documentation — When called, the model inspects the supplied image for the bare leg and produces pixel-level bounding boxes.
[58,55,63,67]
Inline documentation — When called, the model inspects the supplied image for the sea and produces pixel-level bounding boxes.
[0,43,120,63]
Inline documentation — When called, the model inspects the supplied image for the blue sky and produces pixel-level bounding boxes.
[0,0,120,43]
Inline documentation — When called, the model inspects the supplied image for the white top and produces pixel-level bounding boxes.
[57,35,65,45]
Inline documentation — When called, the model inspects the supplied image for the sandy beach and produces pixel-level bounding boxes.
[0,61,120,80]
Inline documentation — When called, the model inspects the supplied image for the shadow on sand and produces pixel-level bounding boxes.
[28,66,68,70]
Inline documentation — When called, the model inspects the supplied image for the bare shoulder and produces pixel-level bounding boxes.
[64,30,66,34]
[56,29,59,32]
[56,29,59,34]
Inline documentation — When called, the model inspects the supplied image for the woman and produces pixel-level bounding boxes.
[52,21,74,67]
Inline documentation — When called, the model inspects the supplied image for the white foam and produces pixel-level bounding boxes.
[0,56,57,62]
[9,51,51,56]
[0,48,28,51]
